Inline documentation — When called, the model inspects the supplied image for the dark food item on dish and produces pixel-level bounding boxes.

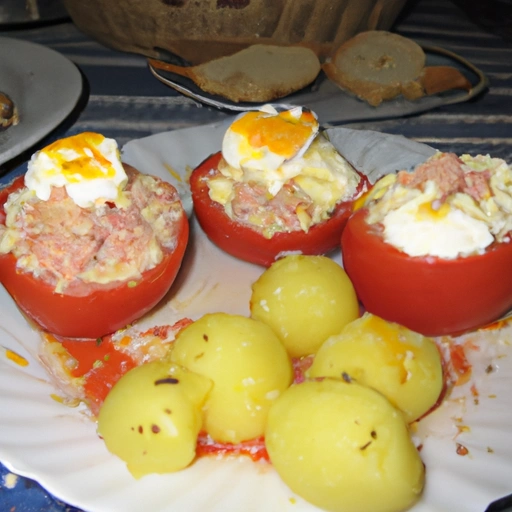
[0,91,19,130]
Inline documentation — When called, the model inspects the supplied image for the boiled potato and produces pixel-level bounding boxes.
[170,313,293,444]
[265,378,425,512]
[308,312,443,422]
[97,361,211,478]
[250,255,359,358]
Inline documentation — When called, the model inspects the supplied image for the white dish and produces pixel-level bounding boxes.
[1,124,512,512]
[0,37,82,167]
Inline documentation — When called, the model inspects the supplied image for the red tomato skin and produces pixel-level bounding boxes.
[341,208,512,337]
[0,172,189,339]
[60,336,137,416]
[190,152,369,267]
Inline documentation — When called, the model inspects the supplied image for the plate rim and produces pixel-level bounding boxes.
[0,36,83,167]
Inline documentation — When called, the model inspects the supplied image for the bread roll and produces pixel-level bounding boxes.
[324,30,426,106]
[150,44,321,103]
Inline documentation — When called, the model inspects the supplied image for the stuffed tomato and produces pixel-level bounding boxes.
[190,105,367,266]
[341,152,512,337]
[0,133,189,339]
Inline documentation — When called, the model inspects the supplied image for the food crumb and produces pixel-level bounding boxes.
[457,425,470,436]
[456,443,469,456]
[5,349,28,367]
[2,471,18,489]
[164,163,184,183]
[50,393,81,407]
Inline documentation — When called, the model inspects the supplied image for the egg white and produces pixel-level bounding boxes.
[382,182,494,258]
[221,106,319,193]
[25,134,127,208]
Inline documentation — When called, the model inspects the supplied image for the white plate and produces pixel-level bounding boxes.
[1,125,512,512]
[0,37,82,167]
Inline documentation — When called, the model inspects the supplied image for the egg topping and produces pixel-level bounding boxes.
[208,106,361,237]
[222,105,319,183]
[364,152,512,258]
[25,132,128,208]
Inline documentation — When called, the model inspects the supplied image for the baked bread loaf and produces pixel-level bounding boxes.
[324,31,426,106]
[149,44,321,103]
[63,0,409,66]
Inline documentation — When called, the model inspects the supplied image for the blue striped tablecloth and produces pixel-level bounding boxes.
[1,0,512,510]
[1,0,511,167]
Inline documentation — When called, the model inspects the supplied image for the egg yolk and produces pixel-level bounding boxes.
[230,110,318,160]
[363,314,421,384]
[42,132,117,182]
[416,201,451,221]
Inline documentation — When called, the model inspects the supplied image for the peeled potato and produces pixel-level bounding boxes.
[265,378,425,512]
[250,255,359,358]
[308,313,443,422]
[97,361,212,478]
[170,313,293,444]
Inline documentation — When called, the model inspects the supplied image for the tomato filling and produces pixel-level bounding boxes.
[0,167,185,295]
[362,152,512,260]
[191,151,370,267]
[206,134,364,239]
